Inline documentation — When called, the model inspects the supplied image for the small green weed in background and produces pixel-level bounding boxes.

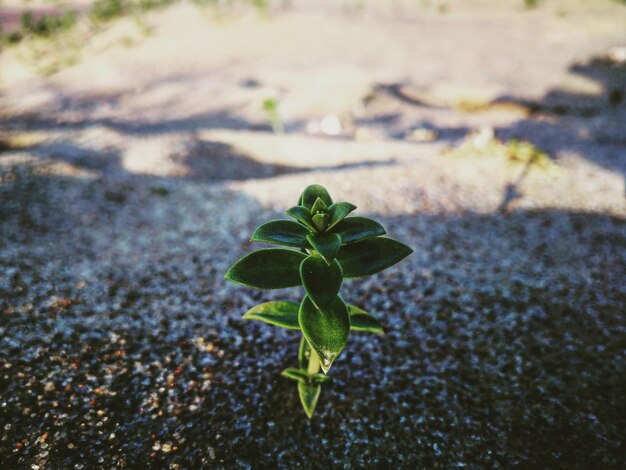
[249,0,269,16]
[1,9,77,50]
[0,9,79,46]
[89,0,126,23]
[21,10,78,38]
[1,0,274,51]
[505,138,552,169]
[262,98,284,134]
[450,127,556,172]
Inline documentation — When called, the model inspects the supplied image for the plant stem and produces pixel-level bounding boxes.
[307,350,321,376]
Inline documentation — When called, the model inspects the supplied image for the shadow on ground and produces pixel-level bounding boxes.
[0,148,624,467]
[369,56,626,179]
[493,56,626,177]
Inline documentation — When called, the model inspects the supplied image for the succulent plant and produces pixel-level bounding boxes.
[225,184,413,418]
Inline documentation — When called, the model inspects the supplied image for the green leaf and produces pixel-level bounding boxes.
[299,296,350,373]
[348,304,385,334]
[306,233,341,264]
[298,336,311,369]
[281,367,308,383]
[286,206,316,232]
[311,213,330,232]
[333,217,386,244]
[337,237,413,278]
[300,184,333,210]
[225,249,306,289]
[242,303,384,333]
[250,220,309,248]
[327,202,357,230]
[310,197,328,215]
[242,301,300,329]
[298,381,321,419]
[300,256,342,310]
[311,373,331,385]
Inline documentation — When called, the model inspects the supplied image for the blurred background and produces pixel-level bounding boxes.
[1,0,625,468]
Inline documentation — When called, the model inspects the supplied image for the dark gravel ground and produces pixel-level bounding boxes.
[1,0,625,466]
[0,160,625,469]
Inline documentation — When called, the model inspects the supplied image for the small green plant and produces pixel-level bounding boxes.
[505,138,552,169]
[225,184,413,418]
[138,0,175,12]
[90,0,126,23]
[262,98,284,133]
[19,10,77,38]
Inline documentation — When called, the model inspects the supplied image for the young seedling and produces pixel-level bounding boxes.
[262,98,284,134]
[225,184,413,418]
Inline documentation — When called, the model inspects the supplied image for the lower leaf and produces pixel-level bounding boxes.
[281,368,308,383]
[243,301,300,329]
[298,381,321,419]
[298,336,311,370]
[298,296,350,374]
[311,373,332,385]
[348,304,385,334]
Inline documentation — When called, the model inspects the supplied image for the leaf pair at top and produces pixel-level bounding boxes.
[281,368,330,385]
[285,185,356,264]
[228,184,412,270]
[250,184,394,269]
[296,184,351,231]
[251,216,388,261]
